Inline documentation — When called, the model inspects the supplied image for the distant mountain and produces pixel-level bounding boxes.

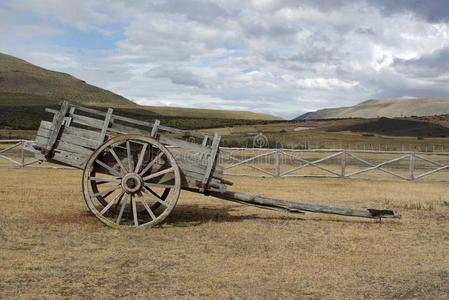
[295,98,449,120]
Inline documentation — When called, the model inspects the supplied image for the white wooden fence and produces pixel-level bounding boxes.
[219,148,449,181]
[2,140,449,181]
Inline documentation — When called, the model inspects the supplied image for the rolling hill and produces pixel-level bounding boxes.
[0,52,282,137]
[0,52,135,107]
[295,98,449,120]
[0,52,281,121]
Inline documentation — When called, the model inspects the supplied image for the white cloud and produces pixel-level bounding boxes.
[2,0,449,118]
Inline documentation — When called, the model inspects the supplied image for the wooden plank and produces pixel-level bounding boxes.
[38,120,99,150]
[169,154,223,181]
[46,101,70,151]
[110,122,211,154]
[71,105,106,117]
[59,132,98,149]
[54,140,94,156]
[50,149,89,169]
[160,136,211,155]
[35,135,49,147]
[202,135,209,147]
[70,113,104,130]
[201,133,221,191]
[63,124,100,140]
[98,108,113,147]
[151,119,160,138]
[209,191,401,219]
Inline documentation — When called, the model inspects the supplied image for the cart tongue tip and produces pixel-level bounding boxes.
[367,208,401,219]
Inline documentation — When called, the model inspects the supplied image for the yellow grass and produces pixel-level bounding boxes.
[1,168,448,298]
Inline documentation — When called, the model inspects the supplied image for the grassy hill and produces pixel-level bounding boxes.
[0,52,281,120]
[296,98,449,120]
[0,52,282,138]
[0,52,135,107]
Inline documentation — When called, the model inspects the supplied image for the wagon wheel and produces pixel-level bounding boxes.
[90,168,171,209]
[82,134,181,228]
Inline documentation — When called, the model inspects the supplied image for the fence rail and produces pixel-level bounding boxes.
[3,140,449,181]
[219,148,449,181]
[0,140,41,168]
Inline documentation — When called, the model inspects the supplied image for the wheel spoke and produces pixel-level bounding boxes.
[126,141,134,172]
[89,177,120,184]
[143,187,169,207]
[109,148,128,175]
[100,191,124,215]
[139,151,164,176]
[116,195,128,224]
[93,184,121,198]
[131,195,138,226]
[144,182,175,189]
[142,167,174,181]
[139,194,156,220]
[95,159,121,177]
[135,143,148,173]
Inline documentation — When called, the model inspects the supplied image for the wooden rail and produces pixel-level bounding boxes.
[6,142,449,181]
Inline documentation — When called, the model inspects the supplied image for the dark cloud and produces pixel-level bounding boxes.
[5,0,449,118]
[369,0,449,23]
[146,66,205,88]
[394,47,449,78]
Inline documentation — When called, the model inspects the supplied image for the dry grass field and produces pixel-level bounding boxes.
[1,168,449,299]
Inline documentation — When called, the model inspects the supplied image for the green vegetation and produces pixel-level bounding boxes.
[0,51,281,133]
[0,53,134,107]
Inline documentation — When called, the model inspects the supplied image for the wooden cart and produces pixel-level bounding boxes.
[27,102,400,228]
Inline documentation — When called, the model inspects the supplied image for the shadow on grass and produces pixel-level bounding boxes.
[164,203,306,227]
[36,203,394,227]
[165,204,379,227]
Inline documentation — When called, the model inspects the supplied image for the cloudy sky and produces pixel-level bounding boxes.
[1,0,449,118]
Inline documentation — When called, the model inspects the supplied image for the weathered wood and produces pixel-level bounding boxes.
[39,120,101,140]
[151,119,160,138]
[98,108,114,147]
[36,102,403,227]
[200,133,221,192]
[70,113,104,129]
[54,140,93,156]
[46,101,70,152]
[59,133,98,149]
[208,191,401,219]
[50,149,90,168]
[71,104,207,139]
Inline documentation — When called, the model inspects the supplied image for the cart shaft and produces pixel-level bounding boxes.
[207,191,401,219]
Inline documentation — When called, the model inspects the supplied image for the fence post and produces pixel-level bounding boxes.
[340,149,346,177]
[274,149,281,177]
[21,140,25,168]
[409,153,415,180]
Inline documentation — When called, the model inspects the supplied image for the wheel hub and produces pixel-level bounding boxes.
[121,173,143,193]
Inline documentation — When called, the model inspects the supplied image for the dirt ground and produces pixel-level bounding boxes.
[0,168,448,299]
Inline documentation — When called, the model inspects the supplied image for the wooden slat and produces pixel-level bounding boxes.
[59,133,98,149]
[110,122,211,154]
[151,119,160,137]
[46,101,70,151]
[50,149,89,169]
[63,124,100,140]
[35,135,49,147]
[98,108,113,147]
[200,133,221,191]
[55,140,94,156]
[160,136,211,155]
[70,113,104,129]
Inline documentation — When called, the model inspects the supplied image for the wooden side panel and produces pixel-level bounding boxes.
[46,101,69,151]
